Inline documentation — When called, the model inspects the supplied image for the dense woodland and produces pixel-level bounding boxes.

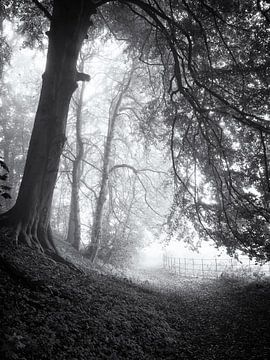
[1,1,270,359]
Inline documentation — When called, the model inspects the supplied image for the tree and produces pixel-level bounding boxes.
[107,0,270,260]
[1,0,270,261]
[85,64,135,261]
[0,1,94,253]
[0,1,11,79]
[0,79,37,204]
[65,53,91,251]
[54,44,169,263]
[162,1,270,260]
[0,19,37,209]
[65,83,85,251]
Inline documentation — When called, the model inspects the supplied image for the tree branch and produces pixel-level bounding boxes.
[76,72,91,82]
[32,0,52,20]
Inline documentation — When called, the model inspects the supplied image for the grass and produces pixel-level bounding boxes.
[0,233,270,359]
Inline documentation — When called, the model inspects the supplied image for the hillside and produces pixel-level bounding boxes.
[1,233,270,360]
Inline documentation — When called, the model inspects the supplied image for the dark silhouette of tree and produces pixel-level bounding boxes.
[0,1,93,254]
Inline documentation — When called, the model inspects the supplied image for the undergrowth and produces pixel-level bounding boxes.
[0,232,270,360]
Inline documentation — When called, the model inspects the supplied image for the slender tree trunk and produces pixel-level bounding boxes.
[0,1,95,252]
[86,69,134,262]
[0,5,5,79]
[66,79,86,250]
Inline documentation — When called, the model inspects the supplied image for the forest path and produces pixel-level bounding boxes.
[129,266,209,293]
[1,234,270,360]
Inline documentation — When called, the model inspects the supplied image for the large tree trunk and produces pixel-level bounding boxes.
[0,0,95,252]
[86,69,134,262]
[66,80,85,250]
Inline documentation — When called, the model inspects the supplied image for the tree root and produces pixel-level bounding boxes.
[45,250,85,274]
[0,225,84,275]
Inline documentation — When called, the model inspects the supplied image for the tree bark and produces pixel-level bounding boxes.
[66,79,86,250]
[0,0,95,252]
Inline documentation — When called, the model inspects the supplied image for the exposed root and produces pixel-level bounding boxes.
[45,250,85,274]
[0,215,84,274]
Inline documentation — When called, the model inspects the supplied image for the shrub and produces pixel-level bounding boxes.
[0,158,11,208]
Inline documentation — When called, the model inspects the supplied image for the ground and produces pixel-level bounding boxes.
[0,232,270,360]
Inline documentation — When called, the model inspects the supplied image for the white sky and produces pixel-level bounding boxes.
[136,230,232,268]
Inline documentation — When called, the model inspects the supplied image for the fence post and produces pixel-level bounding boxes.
[201,258,204,278]
[192,258,195,277]
[215,258,218,278]
[178,258,181,275]
[184,258,187,277]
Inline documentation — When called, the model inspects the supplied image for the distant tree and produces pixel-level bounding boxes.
[99,162,169,267]
[99,178,145,268]
[0,82,35,201]
[0,3,11,79]
[65,52,93,251]
[85,64,135,261]
[0,21,38,208]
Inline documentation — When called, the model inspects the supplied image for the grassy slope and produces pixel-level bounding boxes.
[0,234,270,360]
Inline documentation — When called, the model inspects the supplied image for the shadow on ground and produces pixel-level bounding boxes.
[0,233,270,360]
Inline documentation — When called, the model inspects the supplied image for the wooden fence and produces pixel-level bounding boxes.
[163,254,270,278]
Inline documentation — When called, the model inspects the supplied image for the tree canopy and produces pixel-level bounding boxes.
[1,0,270,261]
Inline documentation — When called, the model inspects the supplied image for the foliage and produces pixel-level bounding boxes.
[0,1,12,77]
[4,0,51,48]
[0,33,11,79]
[0,71,37,197]
[98,1,270,260]
[1,234,270,360]
[0,158,11,208]
[148,0,270,260]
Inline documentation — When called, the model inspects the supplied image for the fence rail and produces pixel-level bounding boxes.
[163,254,270,278]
